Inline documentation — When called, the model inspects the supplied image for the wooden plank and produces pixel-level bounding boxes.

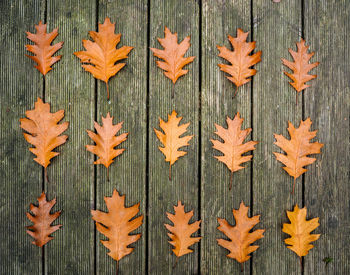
[96,1,148,274]
[0,1,44,274]
[201,0,252,274]
[148,0,200,273]
[252,1,303,274]
[304,1,350,274]
[45,0,96,273]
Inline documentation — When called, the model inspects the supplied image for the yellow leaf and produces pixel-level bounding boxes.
[282,205,320,258]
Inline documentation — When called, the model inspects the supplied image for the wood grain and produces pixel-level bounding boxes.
[45,0,96,273]
[0,0,44,273]
[252,1,302,274]
[96,1,148,274]
[148,0,200,274]
[304,0,350,274]
[201,0,252,274]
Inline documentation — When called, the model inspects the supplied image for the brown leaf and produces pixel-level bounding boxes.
[150,27,195,97]
[211,112,258,190]
[165,201,201,260]
[91,189,143,264]
[217,201,264,271]
[282,39,319,103]
[25,21,63,75]
[26,192,62,247]
[154,110,193,180]
[274,118,323,193]
[19,98,69,176]
[282,205,320,259]
[217,29,261,96]
[86,113,128,180]
[74,17,133,100]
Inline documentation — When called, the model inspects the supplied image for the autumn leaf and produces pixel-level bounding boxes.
[86,113,128,180]
[273,118,323,194]
[150,27,195,98]
[217,201,264,272]
[211,112,258,190]
[154,110,193,180]
[165,201,201,267]
[91,189,143,275]
[217,29,261,97]
[282,205,320,268]
[26,192,62,247]
[25,21,63,75]
[20,98,69,180]
[282,39,319,104]
[74,17,133,100]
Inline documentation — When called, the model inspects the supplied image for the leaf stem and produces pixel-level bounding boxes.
[300,256,303,272]
[291,177,296,195]
[44,167,50,185]
[173,257,178,269]
[169,164,172,181]
[229,171,233,190]
[240,262,244,272]
[296,92,298,106]
[116,260,119,275]
[107,167,110,182]
[106,82,110,101]
[233,86,238,98]
[172,83,175,99]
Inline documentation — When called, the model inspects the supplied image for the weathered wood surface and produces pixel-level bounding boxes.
[252,1,302,274]
[148,0,200,274]
[0,0,349,274]
[0,1,44,274]
[304,1,350,274]
[201,1,252,274]
[45,0,96,274]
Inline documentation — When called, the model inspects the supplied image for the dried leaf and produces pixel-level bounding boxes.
[282,205,320,259]
[26,21,63,75]
[217,201,264,271]
[217,29,261,96]
[74,17,133,100]
[282,39,319,103]
[154,110,193,180]
[91,189,143,268]
[211,112,258,190]
[86,113,128,180]
[150,27,195,98]
[273,118,323,193]
[26,192,62,247]
[165,201,201,262]
[20,98,69,177]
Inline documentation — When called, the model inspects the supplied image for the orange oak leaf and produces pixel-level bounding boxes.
[150,27,195,98]
[26,192,62,247]
[217,201,265,272]
[19,98,69,180]
[273,118,323,194]
[165,201,201,266]
[282,205,320,268]
[282,39,319,104]
[25,21,63,75]
[74,17,133,100]
[86,113,128,180]
[154,110,193,181]
[211,112,258,190]
[91,189,143,274]
[217,29,261,97]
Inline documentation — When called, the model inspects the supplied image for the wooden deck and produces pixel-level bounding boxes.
[1,0,349,274]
